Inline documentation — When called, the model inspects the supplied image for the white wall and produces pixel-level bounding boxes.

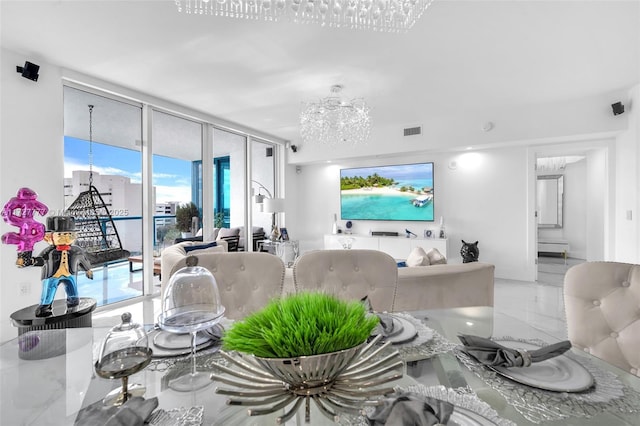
[614,86,639,263]
[1,49,65,343]
[288,86,640,283]
[293,147,536,281]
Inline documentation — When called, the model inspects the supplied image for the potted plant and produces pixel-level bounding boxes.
[175,202,199,237]
[214,211,225,228]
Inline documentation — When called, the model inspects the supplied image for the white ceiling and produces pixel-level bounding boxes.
[1,0,639,150]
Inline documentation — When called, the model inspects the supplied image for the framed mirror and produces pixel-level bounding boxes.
[537,175,564,228]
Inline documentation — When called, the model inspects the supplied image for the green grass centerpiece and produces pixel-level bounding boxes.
[222,292,379,358]
[212,292,403,424]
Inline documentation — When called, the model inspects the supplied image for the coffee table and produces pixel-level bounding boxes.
[127,255,161,276]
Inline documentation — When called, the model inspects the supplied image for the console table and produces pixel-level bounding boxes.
[324,234,448,260]
[538,239,570,263]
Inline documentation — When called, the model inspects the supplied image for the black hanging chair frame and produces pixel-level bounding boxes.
[66,185,130,267]
[66,104,130,267]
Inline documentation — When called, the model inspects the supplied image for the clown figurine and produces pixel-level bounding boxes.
[17,216,93,317]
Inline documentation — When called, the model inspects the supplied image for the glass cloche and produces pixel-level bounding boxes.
[158,255,225,391]
[94,312,152,406]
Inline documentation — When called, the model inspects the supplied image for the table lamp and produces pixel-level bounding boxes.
[263,198,285,241]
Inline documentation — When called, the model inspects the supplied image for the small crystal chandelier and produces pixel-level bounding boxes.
[175,0,435,33]
[300,85,371,146]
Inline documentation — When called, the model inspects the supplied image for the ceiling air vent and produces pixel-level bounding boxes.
[404,126,422,136]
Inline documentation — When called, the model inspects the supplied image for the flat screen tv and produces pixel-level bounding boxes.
[340,162,434,221]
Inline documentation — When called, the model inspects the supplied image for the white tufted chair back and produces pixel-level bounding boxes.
[293,249,398,312]
[564,261,640,377]
[161,246,285,320]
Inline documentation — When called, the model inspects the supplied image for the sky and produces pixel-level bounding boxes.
[340,162,434,181]
[64,137,192,203]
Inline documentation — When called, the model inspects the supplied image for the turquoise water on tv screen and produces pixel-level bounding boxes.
[341,192,434,221]
[340,163,434,221]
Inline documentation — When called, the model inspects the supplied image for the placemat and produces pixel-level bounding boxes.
[455,336,640,424]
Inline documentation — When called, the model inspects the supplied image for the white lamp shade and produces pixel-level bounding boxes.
[263,198,285,213]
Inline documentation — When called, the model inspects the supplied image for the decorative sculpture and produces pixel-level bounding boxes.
[1,187,49,252]
[460,240,479,263]
[17,216,94,317]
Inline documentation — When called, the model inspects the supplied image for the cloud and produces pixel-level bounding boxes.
[155,185,191,204]
[64,160,138,181]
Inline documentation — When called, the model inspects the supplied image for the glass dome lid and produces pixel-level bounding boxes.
[94,312,152,405]
[158,255,225,334]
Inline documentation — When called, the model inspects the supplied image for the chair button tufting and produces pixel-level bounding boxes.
[253,284,259,290]
[342,285,347,290]
[622,281,631,287]
[583,347,590,353]
[610,332,618,338]
[240,265,245,271]
[226,285,232,291]
[212,267,217,272]
[329,266,334,271]
[631,368,638,375]
[354,266,360,272]
[238,306,244,312]
[592,300,600,306]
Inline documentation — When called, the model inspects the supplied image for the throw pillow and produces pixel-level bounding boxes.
[426,248,447,265]
[216,227,240,240]
[406,247,430,267]
[183,241,219,253]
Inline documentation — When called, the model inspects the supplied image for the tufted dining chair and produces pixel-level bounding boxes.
[161,245,285,320]
[292,249,398,312]
[563,261,640,377]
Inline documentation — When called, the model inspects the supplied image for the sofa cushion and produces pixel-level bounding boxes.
[216,227,240,239]
[184,241,219,253]
[426,248,447,265]
[406,247,430,267]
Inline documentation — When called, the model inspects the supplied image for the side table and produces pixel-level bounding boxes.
[259,240,299,267]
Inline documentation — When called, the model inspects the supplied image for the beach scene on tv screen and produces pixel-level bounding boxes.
[340,163,434,221]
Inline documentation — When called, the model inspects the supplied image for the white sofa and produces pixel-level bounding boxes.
[395,262,495,311]
[162,244,495,313]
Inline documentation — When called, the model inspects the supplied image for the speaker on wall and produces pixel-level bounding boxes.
[16,61,40,81]
[612,102,625,116]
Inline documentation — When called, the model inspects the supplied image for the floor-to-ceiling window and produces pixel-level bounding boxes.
[63,81,284,308]
[251,138,278,241]
[212,128,247,234]
[151,110,203,250]
[63,86,143,306]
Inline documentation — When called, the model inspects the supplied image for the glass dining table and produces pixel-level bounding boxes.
[1,306,639,425]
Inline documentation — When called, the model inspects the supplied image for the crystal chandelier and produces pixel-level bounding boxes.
[300,85,371,146]
[175,0,434,33]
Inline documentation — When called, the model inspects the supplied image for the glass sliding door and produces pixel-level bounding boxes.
[212,128,246,250]
[63,86,143,306]
[214,156,230,228]
[251,139,277,246]
[151,110,203,252]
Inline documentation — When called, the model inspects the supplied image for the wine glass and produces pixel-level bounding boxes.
[94,312,152,406]
[158,255,225,392]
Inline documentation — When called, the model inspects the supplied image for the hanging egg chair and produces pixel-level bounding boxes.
[66,105,130,267]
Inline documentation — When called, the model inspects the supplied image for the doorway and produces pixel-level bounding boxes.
[534,146,608,285]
